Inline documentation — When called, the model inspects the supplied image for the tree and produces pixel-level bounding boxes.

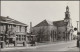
[37,27,45,42]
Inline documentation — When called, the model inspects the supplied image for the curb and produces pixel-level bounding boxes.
[1,46,37,51]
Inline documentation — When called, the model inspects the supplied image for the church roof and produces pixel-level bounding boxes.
[0,16,28,26]
[34,20,53,27]
[53,20,68,27]
[34,19,68,27]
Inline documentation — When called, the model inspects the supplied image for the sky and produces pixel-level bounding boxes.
[1,1,79,33]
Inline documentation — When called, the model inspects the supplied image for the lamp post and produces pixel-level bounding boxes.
[76,21,79,47]
[0,37,1,52]
[0,22,1,51]
[77,21,79,32]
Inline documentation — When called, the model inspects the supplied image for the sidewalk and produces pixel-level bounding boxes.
[1,40,76,51]
[1,44,37,51]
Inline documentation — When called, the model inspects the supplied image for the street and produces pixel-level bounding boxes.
[1,40,79,52]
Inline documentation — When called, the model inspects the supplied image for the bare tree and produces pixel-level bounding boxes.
[37,27,45,42]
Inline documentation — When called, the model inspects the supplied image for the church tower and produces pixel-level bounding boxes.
[64,6,73,40]
[64,6,73,27]
[64,6,70,22]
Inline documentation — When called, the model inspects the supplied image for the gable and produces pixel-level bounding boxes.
[34,20,49,27]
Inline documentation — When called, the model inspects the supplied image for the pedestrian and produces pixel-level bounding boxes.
[12,37,16,46]
[6,39,9,47]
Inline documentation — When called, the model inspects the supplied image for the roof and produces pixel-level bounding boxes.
[34,19,68,27]
[34,19,53,27]
[0,16,28,26]
[0,16,12,21]
[53,20,68,27]
[46,20,53,25]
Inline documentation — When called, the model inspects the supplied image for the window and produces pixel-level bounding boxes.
[58,32,61,34]
[21,35,26,41]
[16,38,18,40]
[16,35,26,41]
[19,38,21,41]
[25,27,27,32]
[16,35,18,40]
[24,38,26,40]
[18,35,21,41]
[19,26,21,32]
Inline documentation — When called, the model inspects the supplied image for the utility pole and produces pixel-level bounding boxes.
[77,21,79,32]
[79,1,80,50]
[0,0,1,51]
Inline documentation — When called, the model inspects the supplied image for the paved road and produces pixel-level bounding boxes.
[66,47,79,52]
[1,40,79,52]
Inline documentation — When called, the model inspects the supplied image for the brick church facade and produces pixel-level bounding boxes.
[31,6,73,42]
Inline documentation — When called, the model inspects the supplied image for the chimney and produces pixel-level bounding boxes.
[7,16,9,18]
[30,22,32,34]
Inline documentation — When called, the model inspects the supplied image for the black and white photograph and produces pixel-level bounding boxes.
[0,0,79,52]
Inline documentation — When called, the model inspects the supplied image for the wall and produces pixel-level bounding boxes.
[57,20,73,41]
[32,25,57,42]
[58,26,66,40]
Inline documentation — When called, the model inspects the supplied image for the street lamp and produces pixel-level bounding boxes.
[76,21,79,32]
[0,22,1,51]
[76,21,79,47]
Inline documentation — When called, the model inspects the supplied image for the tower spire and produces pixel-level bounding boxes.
[64,6,70,19]
[66,6,69,12]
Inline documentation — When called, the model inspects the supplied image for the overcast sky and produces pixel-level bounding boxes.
[1,1,79,33]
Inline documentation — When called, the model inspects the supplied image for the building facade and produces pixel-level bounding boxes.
[32,6,73,42]
[0,16,28,47]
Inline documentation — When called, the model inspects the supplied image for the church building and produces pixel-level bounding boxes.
[31,6,73,42]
